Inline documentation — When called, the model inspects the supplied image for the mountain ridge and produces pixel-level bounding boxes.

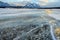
[0,1,10,7]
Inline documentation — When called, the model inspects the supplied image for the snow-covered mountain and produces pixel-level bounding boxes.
[0,1,10,7]
[10,2,41,8]
[24,3,40,8]
[0,1,41,8]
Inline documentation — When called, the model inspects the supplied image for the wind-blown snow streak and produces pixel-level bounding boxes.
[50,25,56,40]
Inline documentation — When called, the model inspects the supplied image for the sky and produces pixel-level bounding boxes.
[0,0,58,3]
[0,0,60,7]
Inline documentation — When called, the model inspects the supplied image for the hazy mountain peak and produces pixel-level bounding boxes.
[0,1,10,7]
[24,2,40,8]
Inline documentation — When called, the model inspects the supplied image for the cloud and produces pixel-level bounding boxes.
[40,1,60,7]
[20,0,32,2]
[38,0,60,7]
[46,2,60,7]
[38,0,49,6]
[39,0,48,3]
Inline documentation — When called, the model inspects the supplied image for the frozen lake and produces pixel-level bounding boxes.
[0,8,60,28]
[0,8,60,40]
[0,9,60,20]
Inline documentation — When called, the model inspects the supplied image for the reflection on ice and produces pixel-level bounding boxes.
[45,9,60,20]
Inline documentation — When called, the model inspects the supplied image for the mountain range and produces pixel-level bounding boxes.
[0,1,60,8]
[0,1,41,8]
[0,1,10,7]
[24,3,40,8]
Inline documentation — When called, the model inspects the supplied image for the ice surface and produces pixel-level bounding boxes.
[0,8,60,40]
